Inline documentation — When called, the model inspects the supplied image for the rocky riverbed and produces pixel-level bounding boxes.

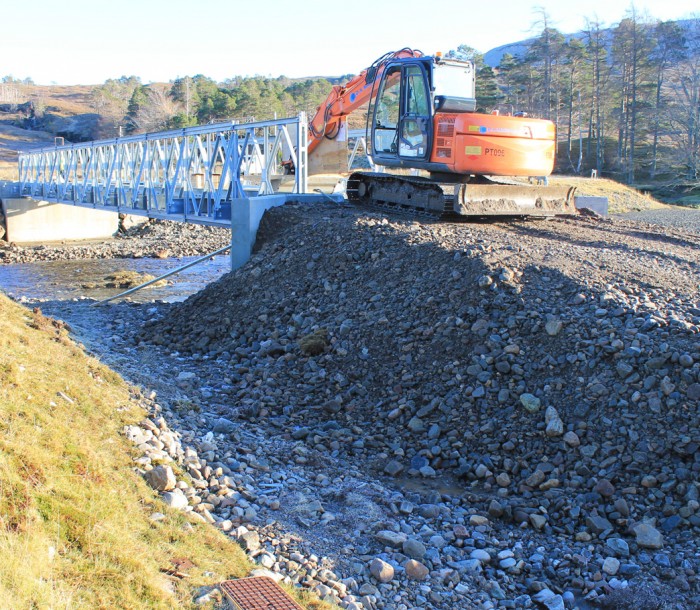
[0,217,231,264]
[15,202,700,609]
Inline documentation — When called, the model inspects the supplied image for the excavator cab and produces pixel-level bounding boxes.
[371,56,476,169]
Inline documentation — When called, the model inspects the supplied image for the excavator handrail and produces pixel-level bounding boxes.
[306,48,424,156]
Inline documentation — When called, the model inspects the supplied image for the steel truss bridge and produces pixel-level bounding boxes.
[17,114,309,226]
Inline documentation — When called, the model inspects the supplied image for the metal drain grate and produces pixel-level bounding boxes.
[220,576,304,610]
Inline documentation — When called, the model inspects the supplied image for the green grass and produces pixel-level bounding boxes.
[0,295,332,609]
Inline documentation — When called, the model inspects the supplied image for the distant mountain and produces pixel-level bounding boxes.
[483,18,694,68]
[483,41,534,68]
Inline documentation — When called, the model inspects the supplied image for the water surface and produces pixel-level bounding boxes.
[0,254,230,303]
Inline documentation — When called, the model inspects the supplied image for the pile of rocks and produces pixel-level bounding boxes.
[41,201,699,608]
[139,202,699,607]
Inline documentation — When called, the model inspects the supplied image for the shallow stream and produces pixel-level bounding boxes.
[0,254,230,303]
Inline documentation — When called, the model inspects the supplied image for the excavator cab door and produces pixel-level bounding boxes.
[372,61,432,163]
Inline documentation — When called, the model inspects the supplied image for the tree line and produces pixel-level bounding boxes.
[90,74,339,139]
[470,11,700,185]
[86,11,699,187]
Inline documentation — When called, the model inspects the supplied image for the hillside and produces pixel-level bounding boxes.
[483,18,698,67]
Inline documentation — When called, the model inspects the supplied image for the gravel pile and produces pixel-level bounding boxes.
[37,202,700,609]
[0,218,230,264]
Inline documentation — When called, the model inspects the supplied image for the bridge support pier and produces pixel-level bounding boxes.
[230,195,288,270]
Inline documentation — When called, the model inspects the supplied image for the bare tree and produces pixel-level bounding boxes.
[129,84,181,134]
[585,18,611,175]
[665,17,700,181]
[650,21,687,177]
[612,8,656,182]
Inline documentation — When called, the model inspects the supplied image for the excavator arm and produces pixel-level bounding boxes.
[306,48,423,156]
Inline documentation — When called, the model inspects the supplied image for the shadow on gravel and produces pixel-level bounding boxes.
[142,207,699,521]
[503,220,700,285]
[507,217,700,254]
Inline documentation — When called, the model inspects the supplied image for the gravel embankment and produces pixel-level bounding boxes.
[30,202,700,610]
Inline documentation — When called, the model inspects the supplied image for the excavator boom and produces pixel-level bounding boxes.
[306,48,423,156]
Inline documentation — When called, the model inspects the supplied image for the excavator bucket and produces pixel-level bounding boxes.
[453,183,577,217]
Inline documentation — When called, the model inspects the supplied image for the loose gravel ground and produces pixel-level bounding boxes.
[619,207,700,232]
[9,202,700,610]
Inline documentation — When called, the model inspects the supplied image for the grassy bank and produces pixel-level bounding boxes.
[547,176,667,214]
[0,294,326,609]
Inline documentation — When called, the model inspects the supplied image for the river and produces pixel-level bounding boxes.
[0,254,231,303]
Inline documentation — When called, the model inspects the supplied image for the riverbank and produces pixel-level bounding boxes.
[0,293,252,608]
[25,201,700,610]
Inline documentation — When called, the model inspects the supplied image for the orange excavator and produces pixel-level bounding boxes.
[302,48,576,217]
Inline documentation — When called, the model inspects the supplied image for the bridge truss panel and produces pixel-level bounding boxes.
[18,114,307,225]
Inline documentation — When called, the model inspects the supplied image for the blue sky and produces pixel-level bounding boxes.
[2,0,697,85]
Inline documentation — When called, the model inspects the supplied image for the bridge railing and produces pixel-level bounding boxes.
[18,114,308,224]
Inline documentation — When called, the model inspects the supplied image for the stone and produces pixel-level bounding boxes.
[606,538,630,558]
[470,549,491,563]
[530,514,547,530]
[162,490,188,510]
[488,500,504,518]
[526,470,546,487]
[614,498,630,517]
[375,530,407,548]
[212,417,236,433]
[602,557,620,575]
[369,558,394,583]
[238,530,261,552]
[533,589,565,610]
[545,319,563,336]
[634,523,664,549]
[469,515,489,526]
[594,478,615,498]
[520,393,541,413]
[679,354,694,367]
[404,559,429,580]
[543,406,564,434]
[144,465,176,491]
[687,383,700,401]
[496,472,511,487]
[586,515,613,536]
[383,459,404,476]
[402,538,426,559]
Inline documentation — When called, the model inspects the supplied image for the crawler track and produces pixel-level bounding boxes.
[346,171,577,220]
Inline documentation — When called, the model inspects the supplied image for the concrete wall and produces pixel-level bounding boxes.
[1,198,119,243]
[230,194,343,270]
[230,195,288,270]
